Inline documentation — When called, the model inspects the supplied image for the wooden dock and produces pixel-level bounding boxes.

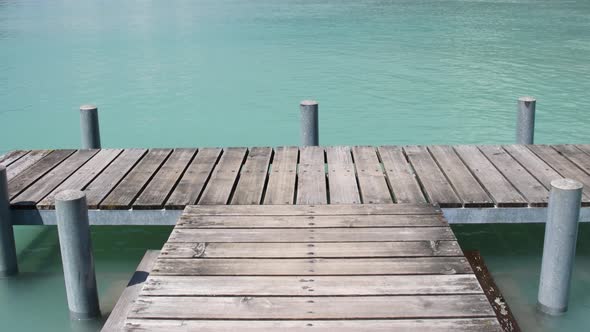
[3,145,590,213]
[103,204,502,331]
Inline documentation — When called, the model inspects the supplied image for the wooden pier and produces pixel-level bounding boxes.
[104,204,502,331]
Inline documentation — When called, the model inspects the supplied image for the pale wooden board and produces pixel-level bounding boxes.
[502,145,565,190]
[231,147,272,205]
[150,257,472,276]
[184,204,438,216]
[8,150,76,199]
[5,150,52,180]
[165,148,221,208]
[428,145,493,207]
[128,294,493,319]
[454,145,526,207]
[404,146,461,207]
[133,148,197,209]
[296,146,327,204]
[160,241,462,258]
[528,144,590,199]
[378,146,426,204]
[167,227,456,243]
[326,146,361,204]
[176,214,447,228]
[142,274,482,296]
[100,149,172,209]
[37,149,123,209]
[479,145,549,207]
[552,144,590,175]
[85,149,147,209]
[101,250,159,332]
[124,318,503,332]
[0,150,28,167]
[263,146,298,205]
[198,148,248,205]
[352,146,393,204]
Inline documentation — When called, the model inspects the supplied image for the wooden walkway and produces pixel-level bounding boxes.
[112,204,502,331]
[3,144,590,211]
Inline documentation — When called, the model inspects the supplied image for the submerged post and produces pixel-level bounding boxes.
[55,190,100,320]
[79,104,101,149]
[300,100,319,146]
[537,178,582,315]
[0,165,18,277]
[516,96,536,144]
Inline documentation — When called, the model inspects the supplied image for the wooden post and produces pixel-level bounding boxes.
[55,190,100,319]
[516,97,536,144]
[300,100,319,146]
[80,104,101,149]
[0,165,18,277]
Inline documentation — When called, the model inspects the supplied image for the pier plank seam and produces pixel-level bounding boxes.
[377,146,427,204]
[0,150,29,168]
[119,204,502,331]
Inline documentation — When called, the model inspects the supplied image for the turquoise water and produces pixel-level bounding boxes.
[1,0,590,331]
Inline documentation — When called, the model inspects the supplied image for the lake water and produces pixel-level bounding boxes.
[1,0,590,331]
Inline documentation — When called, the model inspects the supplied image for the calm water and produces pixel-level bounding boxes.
[1,0,590,331]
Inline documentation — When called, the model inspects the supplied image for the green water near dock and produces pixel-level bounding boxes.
[1,0,590,331]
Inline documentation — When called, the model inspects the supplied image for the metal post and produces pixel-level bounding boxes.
[300,100,319,146]
[55,190,100,320]
[537,178,583,315]
[0,165,18,277]
[79,104,101,149]
[516,96,536,144]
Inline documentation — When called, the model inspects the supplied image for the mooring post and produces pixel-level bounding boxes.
[55,190,100,320]
[0,165,18,277]
[516,96,536,144]
[79,104,101,149]
[537,178,583,315]
[300,100,319,146]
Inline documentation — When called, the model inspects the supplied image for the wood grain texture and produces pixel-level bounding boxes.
[0,150,28,167]
[231,147,272,205]
[296,146,327,204]
[165,148,221,208]
[263,146,298,205]
[198,148,247,205]
[184,204,438,216]
[352,146,393,204]
[5,150,52,180]
[326,146,361,204]
[378,146,426,204]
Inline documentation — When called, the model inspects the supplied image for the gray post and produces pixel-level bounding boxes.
[537,178,583,315]
[0,165,18,277]
[79,104,101,149]
[300,100,319,146]
[55,190,100,320]
[516,96,536,144]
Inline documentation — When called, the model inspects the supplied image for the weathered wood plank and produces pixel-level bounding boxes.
[552,144,590,175]
[184,204,438,216]
[5,150,52,180]
[0,150,28,167]
[326,146,360,204]
[231,147,272,205]
[404,146,461,207]
[101,250,159,332]
[165,148,221,208]
[142,274,481,296]
[352,146,393,204]
[37,149,123,209]
[502,145,564,190]
[100,149,172,209]
[85,149,147,209]
[479,145,549,207]
[198,148,248,205]
[296,146,327,204]
[428,145,493,207]
[377,146,426,204]
[133,148,197,209]
[8,150,76,199]
[160,241,462,258]
[124,318,503,332]
[263,146,298,205]
[168,227,455,243]
[176,214,447,228]
[528,144,590,199]
[454,145,526,207]
[128,294,492,319]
